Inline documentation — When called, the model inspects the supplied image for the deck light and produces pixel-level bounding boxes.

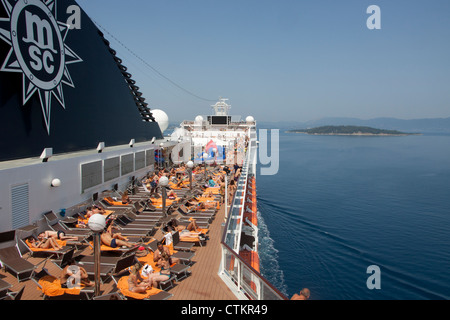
[97,142,105,153]
[187,161,194,190]
[88,213,106,297]
[159,176,169,216]
[40,148,53,162]
[50,178,61,187]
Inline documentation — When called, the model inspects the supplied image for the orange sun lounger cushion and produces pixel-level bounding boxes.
[117,276,163,300]
[38,275,81,297]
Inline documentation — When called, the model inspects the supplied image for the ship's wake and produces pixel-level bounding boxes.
[257,210,289,297]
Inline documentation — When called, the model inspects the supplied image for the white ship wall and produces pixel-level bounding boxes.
[0,142,157,232]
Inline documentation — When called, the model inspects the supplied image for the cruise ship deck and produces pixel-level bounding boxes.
[0,200,236,300]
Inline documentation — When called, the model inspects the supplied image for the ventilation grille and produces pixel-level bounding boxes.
[11,184,29,229]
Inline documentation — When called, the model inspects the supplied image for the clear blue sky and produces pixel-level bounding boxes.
[76,0,450,123]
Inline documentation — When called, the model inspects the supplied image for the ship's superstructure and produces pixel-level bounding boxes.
[169,99,284,300]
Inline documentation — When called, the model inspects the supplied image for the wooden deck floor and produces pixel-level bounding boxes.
[0,203,237,300]
[167,205,236,300]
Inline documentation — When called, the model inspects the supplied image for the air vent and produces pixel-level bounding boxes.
[11,184,30,229]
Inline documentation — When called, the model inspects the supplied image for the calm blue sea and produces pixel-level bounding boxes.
[256,131,450,300]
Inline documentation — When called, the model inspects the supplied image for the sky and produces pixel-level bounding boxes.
[76,0,450,123]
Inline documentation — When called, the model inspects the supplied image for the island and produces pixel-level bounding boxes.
[287,125,419,136]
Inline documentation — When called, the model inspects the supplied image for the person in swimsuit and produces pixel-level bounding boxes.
[60,259,94,288]
[127,263,151,293]
[29,237,63,250]
[121,191,132,204]
[100,225,134,248]
[153,241,179,265]
[166,218,200,233]
[147,252,171,288]
[38,230,79,241]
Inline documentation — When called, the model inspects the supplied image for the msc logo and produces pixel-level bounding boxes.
[0,0,82,134]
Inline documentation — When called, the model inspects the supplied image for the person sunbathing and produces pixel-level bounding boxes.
[60,259,95,288]
[128,263,151,293]
[153,241,179,265]
[121,191,132,204]
[201,191,215,198]
[186,200,215,211]
[91,205,106,215]
[38,230,78,242]
[164,219,204,240]
[167,218,200,233]
[29,237,63,250]
[100,225,135,248]
[147,252,171,288]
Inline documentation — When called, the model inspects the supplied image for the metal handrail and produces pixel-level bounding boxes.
[219,138,287,300]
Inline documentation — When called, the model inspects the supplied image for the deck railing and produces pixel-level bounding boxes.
[219,133,287,300]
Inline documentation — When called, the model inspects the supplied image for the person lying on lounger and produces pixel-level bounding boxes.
[167,189,177,199]
[166,218,200,233]
[91,205,107,215]
[100,225,135,248]
[29,237,63,250]
[38,230,79,242]
[185,200,215,210]
[163,219,204,240]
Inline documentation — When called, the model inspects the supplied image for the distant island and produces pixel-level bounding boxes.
[287,125,419,136]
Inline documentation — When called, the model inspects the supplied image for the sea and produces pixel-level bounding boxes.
[256,130,450,300]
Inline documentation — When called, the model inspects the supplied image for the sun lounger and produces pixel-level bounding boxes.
[52,247,115,283]
[44,210,92,236]
[32,268,94,300]
[76,252,136,274]
[147,240,195,266]
[116,275,171,300]
[3,285,25,300]
[0,245,37,282]
[19,235,73,258]
[146,291,173,300]
[87,241,139,256]
[0,279,12,300]
[117,228,154,237]
[177,207,213,223]
[120,212,162,224]
[170,263,191,281]
[101,197,134,209]
[49,222,92,239]
[171,231,194,251]
[92,291,125,300]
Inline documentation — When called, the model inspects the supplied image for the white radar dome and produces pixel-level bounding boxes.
[246,116,255,122]
[195,115,203,123]
[88,214,106,232]
[152,109,169,133]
